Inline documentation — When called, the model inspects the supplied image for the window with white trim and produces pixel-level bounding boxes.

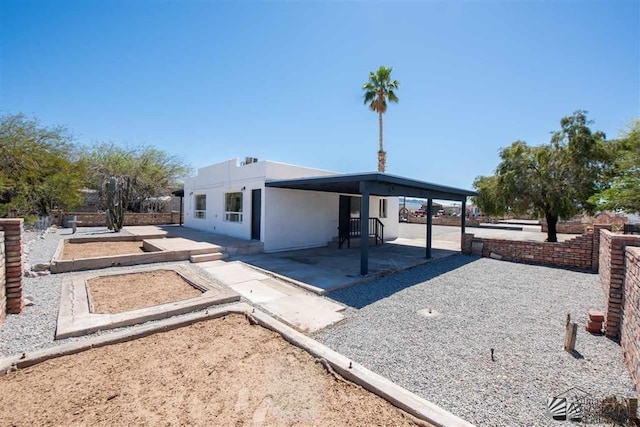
[379,199,388,218]
[225,192,243,222]
[194,195,206,219]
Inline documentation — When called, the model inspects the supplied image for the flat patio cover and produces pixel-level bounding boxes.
[266,172,476,276]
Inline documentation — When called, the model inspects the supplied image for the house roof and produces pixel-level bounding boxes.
[265,172,476,201]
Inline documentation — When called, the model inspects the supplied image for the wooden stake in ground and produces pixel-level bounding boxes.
[564,322,577,352]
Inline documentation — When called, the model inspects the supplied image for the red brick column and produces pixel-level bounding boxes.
[0,232,5,325]
[598,229,640,338]
[0,219,25,314]
[622,247,640,390]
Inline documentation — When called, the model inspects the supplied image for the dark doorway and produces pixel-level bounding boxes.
[338,195,350,241]
[251,189,261,240]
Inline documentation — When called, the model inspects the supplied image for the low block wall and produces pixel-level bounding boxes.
[55,212,182,228]
[598,230,640,338]
[462,231,597,270]
[0,219,24,315]
[0,232,5,325]
[408,215,480,227]
[541,221,586,234]
[622,247,640,390]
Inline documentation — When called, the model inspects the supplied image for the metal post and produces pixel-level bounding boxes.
[360,183,370,276]
[461,198,467,249]
[426,198,432,259]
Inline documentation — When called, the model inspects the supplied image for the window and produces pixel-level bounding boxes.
[194,195,206,219]
[225,192,243,222]
[379,199,388,218]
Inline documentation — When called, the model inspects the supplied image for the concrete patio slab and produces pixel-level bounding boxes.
[143,237,222,254]
[56,263,240,339]
[237,243,458,294]
[153,225,264,255]
[260,294,346,333]
[229,279,289,303]
[198,260,345,332]
[201,261,270,284]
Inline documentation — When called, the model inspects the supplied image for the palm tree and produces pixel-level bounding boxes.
[363,66,400,173]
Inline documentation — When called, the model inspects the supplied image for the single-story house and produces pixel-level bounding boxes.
[183,158,399,252]
[183,158,476,275]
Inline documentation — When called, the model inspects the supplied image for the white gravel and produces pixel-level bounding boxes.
[315,255,636,426]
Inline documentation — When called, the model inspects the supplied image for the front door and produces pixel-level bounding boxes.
[251,189,261,240]
[338,195,350,239]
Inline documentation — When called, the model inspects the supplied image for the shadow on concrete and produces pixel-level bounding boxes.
[236,242,460,293]
[326,253,479,309]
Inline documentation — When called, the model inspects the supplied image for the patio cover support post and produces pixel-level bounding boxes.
[426,198,432,259]
[461,198,467,248]
[360,182,370,276]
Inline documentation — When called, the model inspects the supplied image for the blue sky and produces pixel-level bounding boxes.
[1,1,638,190]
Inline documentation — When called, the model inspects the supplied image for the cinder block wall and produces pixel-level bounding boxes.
[0,232,5,325]
[462,231,597,270]
[598,229,640,338]
[0,219,24,315]
[622,247,640,390]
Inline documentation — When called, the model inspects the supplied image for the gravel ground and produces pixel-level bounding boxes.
[315,255,636,426]
[0,227,238,358]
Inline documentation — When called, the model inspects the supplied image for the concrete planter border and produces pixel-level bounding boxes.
[1,303,474,427]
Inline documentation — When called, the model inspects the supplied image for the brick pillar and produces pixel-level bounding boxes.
[599,229,640,339]
[0,219,25,314]
[592,224,612,272]
[0,232,5,325]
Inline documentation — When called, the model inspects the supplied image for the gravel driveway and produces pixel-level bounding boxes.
[316,255,636,426]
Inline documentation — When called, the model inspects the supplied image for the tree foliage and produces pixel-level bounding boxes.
[0,113,193,219]
[473,111,610,242]
[590,120,640,213]
[362,66,399,173]
[0,114,83,217]
[80,142,192,212]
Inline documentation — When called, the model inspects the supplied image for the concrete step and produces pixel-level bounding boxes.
[190,252,226,263]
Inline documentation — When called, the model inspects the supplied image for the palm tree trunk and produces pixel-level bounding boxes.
[378,111,383,153]
[378,111,386,172]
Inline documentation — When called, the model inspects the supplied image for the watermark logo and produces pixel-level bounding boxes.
[546,387,638,424]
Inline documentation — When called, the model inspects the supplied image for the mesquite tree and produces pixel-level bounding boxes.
[473,111,611,242]
[104,176,131,232]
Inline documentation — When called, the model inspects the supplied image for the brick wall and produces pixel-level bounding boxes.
[598,229,640,338]
[622,247,640,390]
[541,221,586,234]
[53,212,181,227]
[408,215,481,227]
[462,231,597,270]
[0,232,5,325]
[0,219,24,315]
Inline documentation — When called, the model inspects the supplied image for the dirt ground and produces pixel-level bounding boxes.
[88,270,203,313]
[61,241,145,260]
[0,315,424,426]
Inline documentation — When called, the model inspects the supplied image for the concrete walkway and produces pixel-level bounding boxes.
[197,260,345,332]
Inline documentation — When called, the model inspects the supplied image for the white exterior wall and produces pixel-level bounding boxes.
[183,159,337,243]
[183,158,399,251]
[263,188,339,252]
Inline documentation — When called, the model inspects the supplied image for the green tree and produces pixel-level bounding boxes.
[0,113,83,217]
[363,66,400,173]
[473,111,610,242]
[80,142,192,212]
[590,120,640,213]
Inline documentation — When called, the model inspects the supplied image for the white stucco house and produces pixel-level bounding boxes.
[183,158,399,252]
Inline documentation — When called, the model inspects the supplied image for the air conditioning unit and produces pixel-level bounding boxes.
[244,157,258,165]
